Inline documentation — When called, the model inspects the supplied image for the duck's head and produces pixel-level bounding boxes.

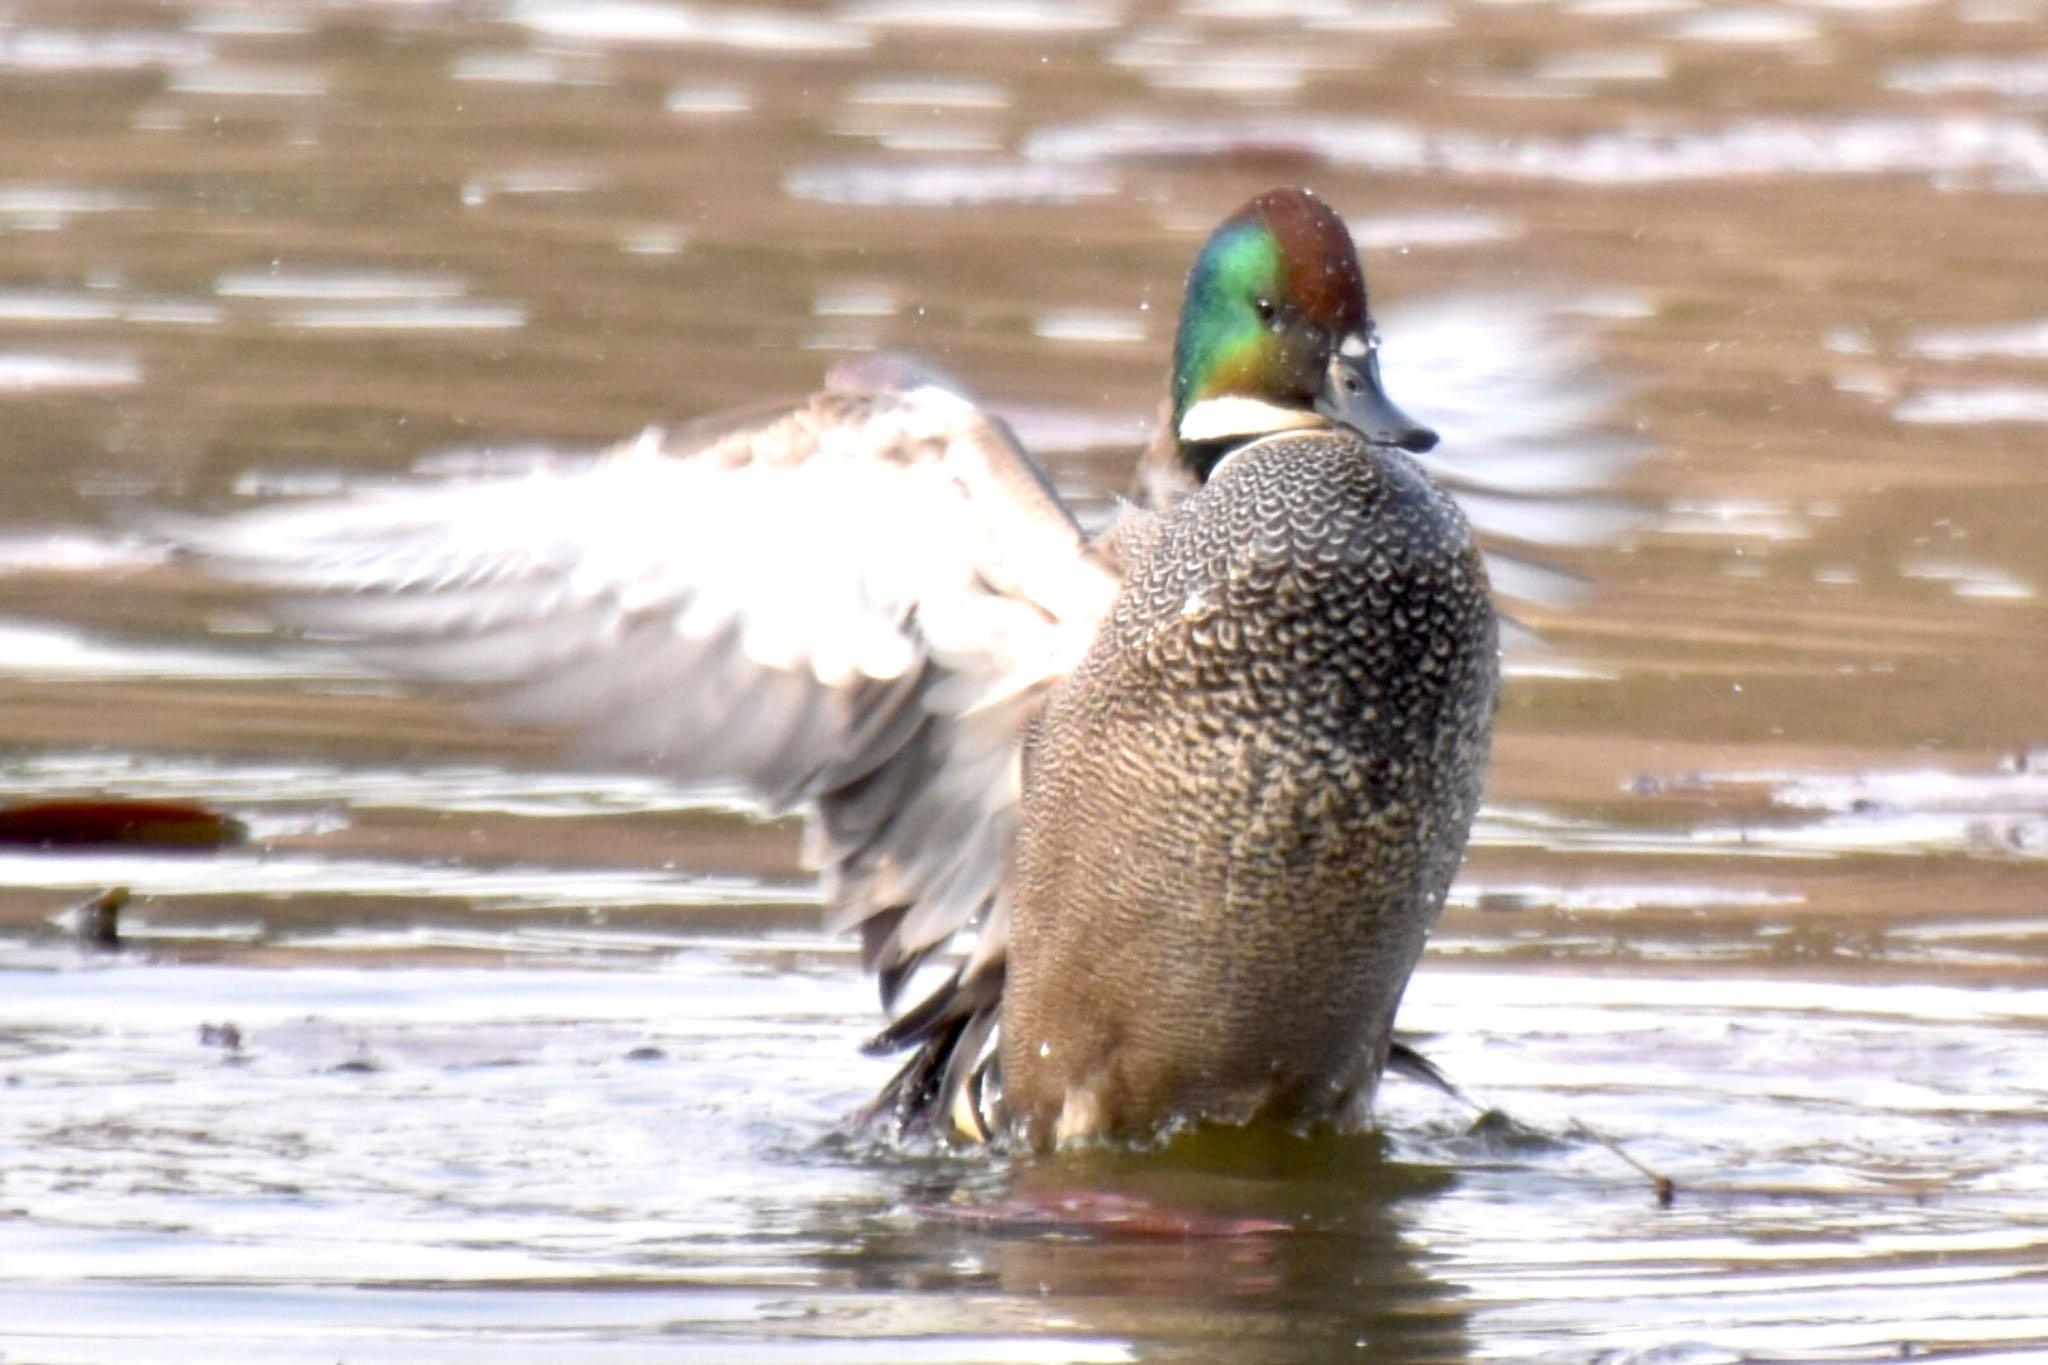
[1168,187,1436,482]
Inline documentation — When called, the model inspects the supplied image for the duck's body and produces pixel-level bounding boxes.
[1003,430,1495,1145]
[171,187,1509,1148]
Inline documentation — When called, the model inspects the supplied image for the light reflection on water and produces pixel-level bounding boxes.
[2,957,2042,1360]
[2,0,2047,1358]
[1017,115,2048,189]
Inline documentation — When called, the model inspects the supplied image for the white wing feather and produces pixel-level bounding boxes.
[165,386,1119,1002]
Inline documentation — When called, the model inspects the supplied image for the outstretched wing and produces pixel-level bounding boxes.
[162,384,1119,1021]
[1386,295,1645,613]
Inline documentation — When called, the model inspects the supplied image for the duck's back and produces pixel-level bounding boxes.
[999,429,1499,1146]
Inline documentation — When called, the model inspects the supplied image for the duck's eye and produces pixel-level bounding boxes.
[1252,297,1278,326]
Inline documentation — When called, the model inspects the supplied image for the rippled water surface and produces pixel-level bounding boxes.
[4,1,2047,1361]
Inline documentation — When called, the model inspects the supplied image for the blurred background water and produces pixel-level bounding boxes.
[2,1,2046,1361]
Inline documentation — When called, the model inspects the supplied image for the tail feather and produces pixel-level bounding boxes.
[860,961,1004,1138]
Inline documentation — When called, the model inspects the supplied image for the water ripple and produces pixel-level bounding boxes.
[166,63,328,98]
[0,352,142,391]
[503,0,871,52]
[1894,385,2048,424]
[274,302,528,332]
[0,621,321,683]
[1912,318,2048,361]
[1024,115,2048,189]
[0,27,210,72]
[1890,55,2048,98]
[836,0,1123,32]
[784,160,1118,206]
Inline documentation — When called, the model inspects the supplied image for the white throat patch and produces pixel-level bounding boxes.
[1176,394,1324,445]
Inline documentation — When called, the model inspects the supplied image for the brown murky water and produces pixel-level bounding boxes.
[4,2,2047,1362]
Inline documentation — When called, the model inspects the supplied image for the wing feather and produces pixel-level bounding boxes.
[164,386,1119,1047]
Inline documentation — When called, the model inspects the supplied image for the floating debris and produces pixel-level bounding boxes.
[0,798,248,850]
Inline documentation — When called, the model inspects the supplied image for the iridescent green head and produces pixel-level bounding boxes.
[1169,187,1435,481]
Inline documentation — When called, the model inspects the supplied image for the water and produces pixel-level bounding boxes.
[3,0,2047,1360]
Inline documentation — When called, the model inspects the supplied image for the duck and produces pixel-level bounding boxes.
[168,187,1501,1149]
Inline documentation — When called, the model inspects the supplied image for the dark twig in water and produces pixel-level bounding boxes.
[1569,1116,1677,1207]
[1394,1045,1676,1207]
